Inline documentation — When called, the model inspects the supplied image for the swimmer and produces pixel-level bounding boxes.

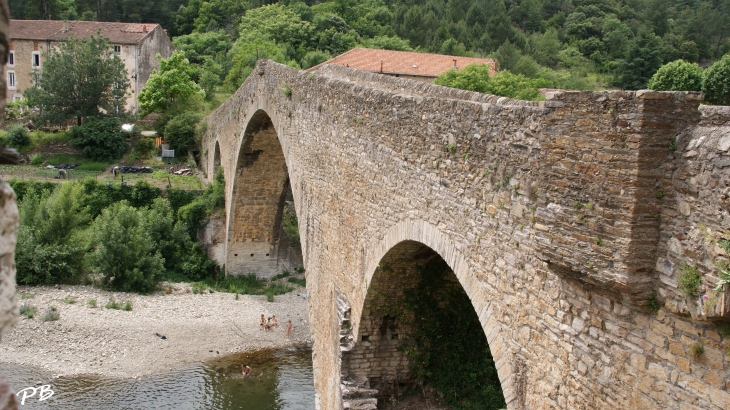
[242,364,252,377]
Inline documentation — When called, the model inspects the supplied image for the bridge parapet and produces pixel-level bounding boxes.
[535,90,703,305]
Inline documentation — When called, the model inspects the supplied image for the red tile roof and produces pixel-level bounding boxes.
[311,48,498,77]
[10,20,158,44]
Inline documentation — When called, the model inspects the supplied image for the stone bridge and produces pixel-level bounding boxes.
[200,60,730,410]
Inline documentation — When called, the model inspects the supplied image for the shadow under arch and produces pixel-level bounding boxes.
[212,140,221,176]
[342,220,519,409]
[225,109,302,277]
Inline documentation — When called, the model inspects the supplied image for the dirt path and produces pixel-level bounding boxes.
[0,283,311,378]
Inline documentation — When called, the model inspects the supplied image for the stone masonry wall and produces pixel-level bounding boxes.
[202,60,730,410]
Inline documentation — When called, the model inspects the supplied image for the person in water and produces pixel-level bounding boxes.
[242,364,252,377]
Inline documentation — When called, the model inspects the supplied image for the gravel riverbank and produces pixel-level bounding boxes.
[0,283,311,378]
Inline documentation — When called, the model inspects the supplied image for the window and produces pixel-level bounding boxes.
[32,52,40,68]
[7,71,15,89]
[113,45,121,54]
[7,50,14,66]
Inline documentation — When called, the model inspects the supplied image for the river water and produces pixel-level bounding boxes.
[0,346,314,409]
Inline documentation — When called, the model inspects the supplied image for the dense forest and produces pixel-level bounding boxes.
[10,0,730,92]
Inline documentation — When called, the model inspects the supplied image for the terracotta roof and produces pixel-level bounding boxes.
[10,19,158,44]
[310,48,497,77]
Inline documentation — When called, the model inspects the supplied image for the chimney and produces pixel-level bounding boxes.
[380,60,383,73]
[453,59,457,70]
[62,20,70,32]
[142,25,148,33]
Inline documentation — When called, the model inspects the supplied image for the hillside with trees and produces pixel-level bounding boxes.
[10,0,730,96]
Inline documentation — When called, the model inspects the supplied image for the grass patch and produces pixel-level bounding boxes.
[19,303,37,318]
[30,130,72,147]
[199,274,293,297]
[287,276,306,287]
[42,306,60,322]
[271,271,290,280]
[105,298,131,310]
[62,296,76,304]
[689,343,705,359]
[20,293,35,300]
[44,153,84,165]
[87,299,97,308]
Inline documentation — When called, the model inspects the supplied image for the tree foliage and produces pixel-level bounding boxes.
[434,63,548,100]
[24,35,129,126]
[648,59,704,91]
[138,52,205,118]
[87,201,165,293]
[164,111,203,155]
[703,53,730,105]
[70,117,129,161]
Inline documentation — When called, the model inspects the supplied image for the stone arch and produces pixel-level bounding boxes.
[345,219,520,409]
[225,108,302,277]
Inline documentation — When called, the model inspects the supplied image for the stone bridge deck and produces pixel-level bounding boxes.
[201,60,730,409]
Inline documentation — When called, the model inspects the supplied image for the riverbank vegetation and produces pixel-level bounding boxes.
[11,173,225,293]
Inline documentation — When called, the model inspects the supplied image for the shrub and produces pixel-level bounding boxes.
[123,300,133,311]
[70,117,129,161]
[164,112,202,156]
[677,263,702,298]
[105,298,122,309]
[5,124,30,148]
[42,306,60,322]
[703,54,730,105]
[87,299,97,308]
[19,303,37,318]
[648,60,703,91]
[15,183,90,285]
[132,138,156,159]
[86,201,164,293]
[29,153,44,165]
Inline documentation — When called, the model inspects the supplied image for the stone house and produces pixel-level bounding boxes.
[6,19,174,114]
[309,48,498,82]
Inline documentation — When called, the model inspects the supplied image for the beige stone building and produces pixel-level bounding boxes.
[309,47,498,83]
[6,19,174,114]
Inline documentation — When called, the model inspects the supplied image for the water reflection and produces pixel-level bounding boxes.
[0,346,314,409]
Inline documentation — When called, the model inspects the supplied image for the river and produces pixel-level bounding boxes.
[1,346,314,409]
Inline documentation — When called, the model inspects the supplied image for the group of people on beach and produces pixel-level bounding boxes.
[259,314,293,337]
[243,315,295,377]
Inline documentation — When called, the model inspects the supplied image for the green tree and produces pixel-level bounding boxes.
[24,36,129,126]
[434,63,494,94]
[5,124,30,149]
[138,52,205,120]
[703,54,730,105]
[648,60,704,91]
[70,117,129,161]
[614,29,663,90]
[15,183,90,285]
[434,64,547,100]
[300,50,332,69]
[86,201,164,293]
[164,111,203,156]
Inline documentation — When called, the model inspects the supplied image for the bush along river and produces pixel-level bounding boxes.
[1,346,314,409]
